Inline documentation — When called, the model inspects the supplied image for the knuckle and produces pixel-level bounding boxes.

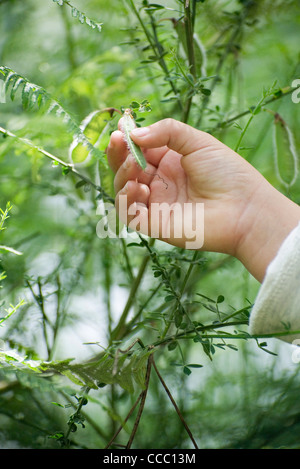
[161,118,177,128]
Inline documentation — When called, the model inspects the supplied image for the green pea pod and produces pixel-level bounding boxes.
[121,109,147,170]
[273,114,298,189]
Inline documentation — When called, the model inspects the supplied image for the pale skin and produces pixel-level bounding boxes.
[106,118,300,283]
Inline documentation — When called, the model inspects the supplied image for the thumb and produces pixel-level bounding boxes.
[130,118,220,157]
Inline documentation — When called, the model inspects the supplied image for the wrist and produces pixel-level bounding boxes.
[234,182,300,282]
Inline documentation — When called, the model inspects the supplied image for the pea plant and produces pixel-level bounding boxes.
[0,0,299,449]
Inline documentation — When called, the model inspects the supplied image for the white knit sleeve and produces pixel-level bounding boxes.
[249,222,300,343]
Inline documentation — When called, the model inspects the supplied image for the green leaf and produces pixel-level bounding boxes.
[183,366,191,376]
[0,67,107,164]
[75,180,87,189]
[38,348,153,393]
[168,341,178,351]
[52,0,103,31]
[165,295,175,302]
[51,402,66,408]
[174,304,184,328]
[201,88,211,96]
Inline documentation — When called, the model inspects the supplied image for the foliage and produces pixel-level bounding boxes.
[0,0,300,449]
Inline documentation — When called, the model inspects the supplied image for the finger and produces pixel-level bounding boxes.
[116,180,150,234]
[106,130,128,173]
[130,118,220,158]
[114,154,157,194]
[118,116,170,169]
[116,180,150,209]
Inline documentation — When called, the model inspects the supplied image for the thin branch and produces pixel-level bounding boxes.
[61,390,108,440]
[0,126,114,203]
[60,2,77,70]
[179,250,199,296]
[110,238,155,342]
[124,282,162,334]
[196,0,259,128]
[104,391,143,449]
[64,387,91,442]
[126,353,153,449]
[181,1,197,123]
[152,320,249,349]
[50,274,62,361]
[127,0,183,112]
[196,22,241,127]
[234,93,266,152]
[209,84,300,133]
[26,279,52,359]
[152,358,199,449]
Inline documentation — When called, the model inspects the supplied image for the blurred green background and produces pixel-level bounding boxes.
[0,0,300,449]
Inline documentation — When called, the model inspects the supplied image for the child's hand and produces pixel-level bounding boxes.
[106,118,300,282]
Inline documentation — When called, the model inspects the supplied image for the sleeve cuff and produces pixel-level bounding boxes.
[249,221,300,343]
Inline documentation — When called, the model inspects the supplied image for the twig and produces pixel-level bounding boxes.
[26,279,52,359]
[127,0,183,112]
[179,250,199,296]
[234,93,266,152]
[50,274,62,361]
[64,387,91,442]
[196,22,242,127]
[196,0,259,128]
[209,84,300,133]
[152,358,199,449]
[104,391,144,449]
[60,2,77,70]
[126,353,153,449]
[139,236,186,340]
[61,390,108,440]
[152,320,249,349]
[0,126,114,204]
[124,282,162,335]
[110,238,155,342]
[181,0,197,123]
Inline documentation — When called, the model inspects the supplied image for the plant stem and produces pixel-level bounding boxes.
[26,279,52,359]
[61,390,108,440]
[123,282,162,335]
[110,238,155,342]
[140,237,186,340]
[60,2,77,71]
[196,0,257,128]
[105,391,144,448]
[153,358,199,449]
[127,0,183,112]
[0,126,114,203]
[126,353,153,449]
[153,320,249,349]
[210,84,300,133]
[234,94,266,152]
[179,250,199,296]
[181,1,197,123]
[64,387,90,443]
[50,274,62,361]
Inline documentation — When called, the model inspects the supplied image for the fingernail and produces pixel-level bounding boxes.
[120,181,129,193]
[130,127,150,138]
